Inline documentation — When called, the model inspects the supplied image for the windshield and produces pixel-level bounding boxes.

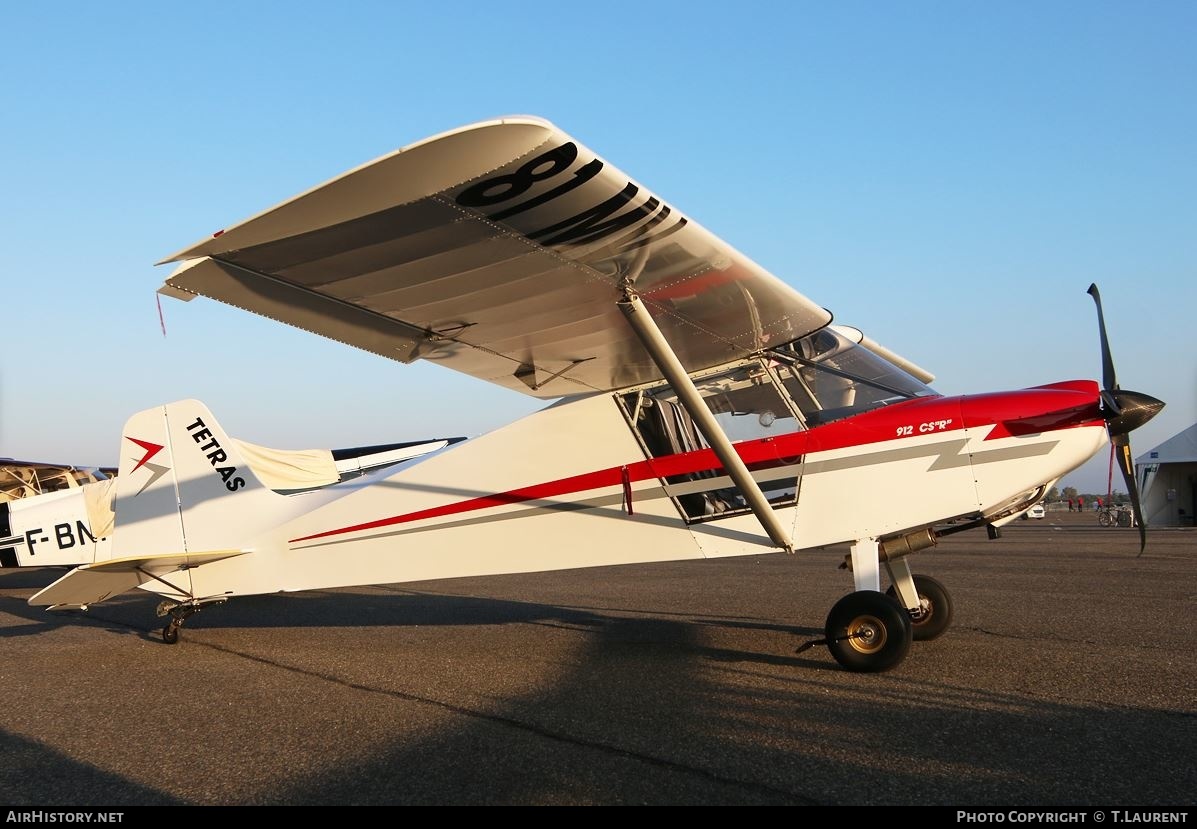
[768,328,937,426]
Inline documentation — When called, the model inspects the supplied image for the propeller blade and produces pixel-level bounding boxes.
[1087,284,1118,393]
[1088,284,1164,556]
[1111,433,1147,555]
[1101,388,1123,418]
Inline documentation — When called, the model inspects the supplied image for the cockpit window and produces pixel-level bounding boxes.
[620,327,935,522]
[622,364,800,520]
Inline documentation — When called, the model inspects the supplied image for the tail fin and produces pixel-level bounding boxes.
[109,400,281,560]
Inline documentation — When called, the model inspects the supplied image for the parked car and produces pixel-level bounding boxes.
[1023,503,1046,520]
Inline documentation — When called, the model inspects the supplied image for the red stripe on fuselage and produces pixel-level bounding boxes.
[961,384,1105,440]
[290,382,1105,544]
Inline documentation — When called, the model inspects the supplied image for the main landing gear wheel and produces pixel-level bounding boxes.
[886,574,953,641]
[162,621,180,645]
[824,591,913,673]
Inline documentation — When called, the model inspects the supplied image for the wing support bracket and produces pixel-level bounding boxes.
[617,289,794,553]
[136,566,194,601]
[514,357,596,392]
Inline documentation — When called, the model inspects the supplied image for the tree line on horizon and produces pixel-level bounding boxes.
[1044,485,1128,506]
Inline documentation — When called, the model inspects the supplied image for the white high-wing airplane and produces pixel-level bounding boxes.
[3,117,1164,672]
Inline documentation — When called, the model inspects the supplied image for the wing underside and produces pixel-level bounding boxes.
[160,117,832,398]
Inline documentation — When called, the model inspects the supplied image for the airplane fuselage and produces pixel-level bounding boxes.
[154,380,1108,602]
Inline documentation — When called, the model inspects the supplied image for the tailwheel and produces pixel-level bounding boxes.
[824,591,912,672]
[156,597,226,645]
[886,574,953,641]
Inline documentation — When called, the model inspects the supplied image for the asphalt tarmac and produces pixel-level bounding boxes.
[1,512,1193,807]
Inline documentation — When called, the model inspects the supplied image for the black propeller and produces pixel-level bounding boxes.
[1086,284,1165,554]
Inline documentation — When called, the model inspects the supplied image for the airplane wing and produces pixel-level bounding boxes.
[28,550,246,608]
[158,116,832,398]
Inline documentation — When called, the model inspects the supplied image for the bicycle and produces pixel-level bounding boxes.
[1097,505,1133,527]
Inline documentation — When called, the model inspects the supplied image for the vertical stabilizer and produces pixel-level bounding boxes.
[109,400,279,560]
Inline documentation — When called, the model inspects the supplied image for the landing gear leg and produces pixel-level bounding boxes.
[156,597,226,645]
[886,558,953,641]
[848,537,882,592]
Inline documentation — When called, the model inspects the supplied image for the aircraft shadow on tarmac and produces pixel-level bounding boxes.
[3,583,1194,805]
[250,617,1197,806]
[0,730,184,806]
[4,544,1195,807]
[1,576,825,667]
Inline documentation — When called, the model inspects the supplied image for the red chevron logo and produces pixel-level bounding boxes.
[126,437,164,472]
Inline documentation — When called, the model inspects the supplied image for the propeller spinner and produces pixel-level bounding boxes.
[1086,284,1165,554]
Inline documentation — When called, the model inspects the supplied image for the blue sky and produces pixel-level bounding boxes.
[2,2,1193,496]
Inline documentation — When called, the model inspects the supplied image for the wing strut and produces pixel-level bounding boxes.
[617,290,794,553]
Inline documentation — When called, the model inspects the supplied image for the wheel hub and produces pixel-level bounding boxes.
[846,615,888,654]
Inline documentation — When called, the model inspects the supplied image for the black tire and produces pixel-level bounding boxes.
[162,622,179,645]
[887,574,953,641]
[824,591,912,672]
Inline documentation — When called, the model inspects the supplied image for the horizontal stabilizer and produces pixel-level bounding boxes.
[28,550,245,608]
[332,439,455,477]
